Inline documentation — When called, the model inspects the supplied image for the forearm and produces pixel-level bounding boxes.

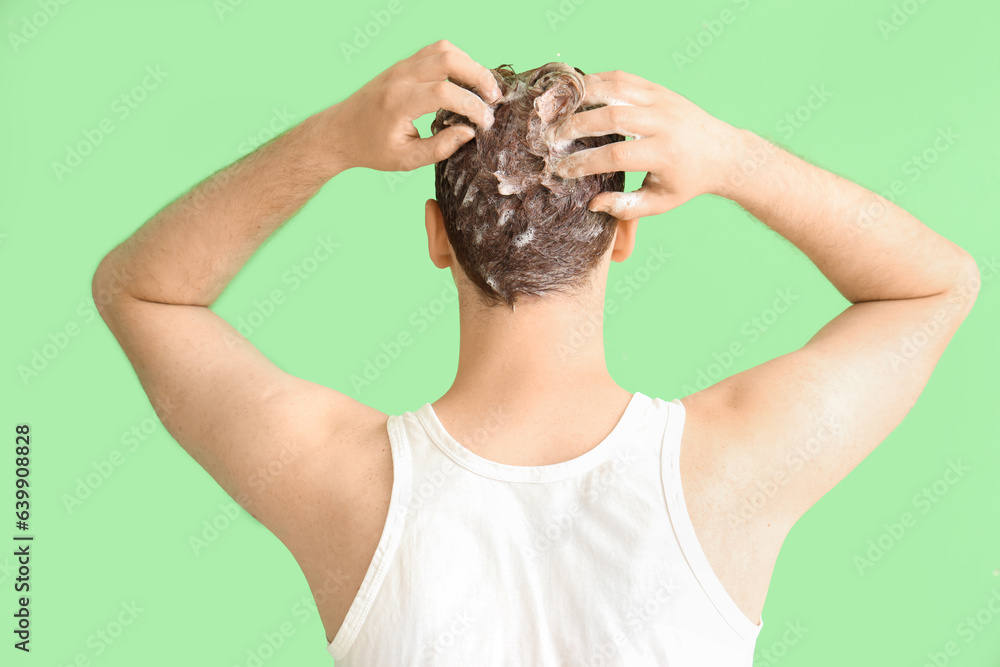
[95,107,346,307]
[718,129,974,304]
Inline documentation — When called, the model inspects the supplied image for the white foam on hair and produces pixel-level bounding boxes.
[513,227,535,248]
[544,123,574,154]
[494,171,521,195]
[432,63,627,305]
[486,68,582,200]
[461,183,478,207]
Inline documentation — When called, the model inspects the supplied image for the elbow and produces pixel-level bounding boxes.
[943,250,981,316]
[91,251,132,318]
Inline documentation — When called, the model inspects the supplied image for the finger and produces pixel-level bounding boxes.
[403,39,467,65]
[556,104,660,143]
[408,43,502,104]
[580,79,654,108]
[589,188,680,219]
[410,80,496,130]
[409,125,476,168]
[553,137,656,179]
[588,72,693,111]
[583,69,658,90]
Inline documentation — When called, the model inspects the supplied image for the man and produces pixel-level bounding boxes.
[92,40,979,665]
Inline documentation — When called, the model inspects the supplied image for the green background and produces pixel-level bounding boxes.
[2,0,999,664]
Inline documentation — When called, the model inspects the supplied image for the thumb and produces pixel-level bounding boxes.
[590,189,681,219]
[589,191,645,219]
[413,125,476,167]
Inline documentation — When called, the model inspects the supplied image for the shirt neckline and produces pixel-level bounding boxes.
[413,391,649,483]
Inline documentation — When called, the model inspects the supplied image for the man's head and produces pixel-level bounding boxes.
[428,62,638,309]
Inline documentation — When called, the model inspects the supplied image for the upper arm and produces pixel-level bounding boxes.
[93,262,386,547]
[682,259,980,531]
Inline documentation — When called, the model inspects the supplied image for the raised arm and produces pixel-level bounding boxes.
[91,40,500,542]
[553,70,979,532]
[96,42,498,308]
[717,130,975,304]
[699,127,978,527]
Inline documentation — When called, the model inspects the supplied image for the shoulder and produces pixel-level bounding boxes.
[250,389,394,550]
[673,383,797,537]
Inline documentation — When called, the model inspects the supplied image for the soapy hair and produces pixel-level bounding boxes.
[431,62,626,309]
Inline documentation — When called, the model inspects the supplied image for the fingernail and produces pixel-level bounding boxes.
[588,198,610,213]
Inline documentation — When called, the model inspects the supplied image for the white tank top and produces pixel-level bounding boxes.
[327,391,764,665]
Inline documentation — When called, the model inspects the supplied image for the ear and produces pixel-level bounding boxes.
[610,217,640,262]
[425,199,453,269]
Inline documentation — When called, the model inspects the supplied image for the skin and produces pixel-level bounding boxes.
[92,40,980,645]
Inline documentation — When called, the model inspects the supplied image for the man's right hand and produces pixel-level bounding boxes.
[552,69,745,219]
[324,39,500,174]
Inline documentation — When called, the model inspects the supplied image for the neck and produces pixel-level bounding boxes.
[440,287,622,409]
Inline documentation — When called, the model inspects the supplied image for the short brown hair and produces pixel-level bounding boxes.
[432,62,625,309]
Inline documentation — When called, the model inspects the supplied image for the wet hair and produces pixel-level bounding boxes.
[431,62,626,309]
